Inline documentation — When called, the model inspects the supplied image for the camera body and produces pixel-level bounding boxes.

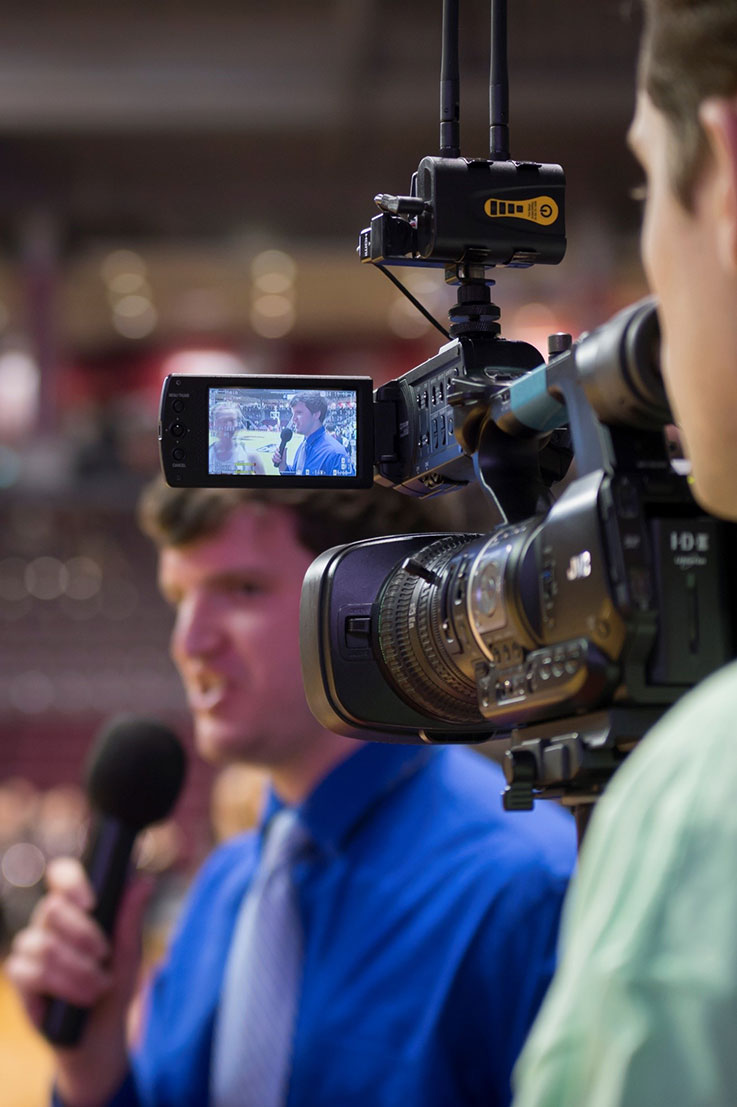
[372,327,551,498]
[299,300,737,805]
[302,435,733,739]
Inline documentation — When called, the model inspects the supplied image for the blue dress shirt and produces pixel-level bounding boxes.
[286,425,353,476]
[71,743,576,1107]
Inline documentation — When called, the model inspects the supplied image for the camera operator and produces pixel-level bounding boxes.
[512,2,737,1103]
[7,481,575,1107]
[272,392,354,476]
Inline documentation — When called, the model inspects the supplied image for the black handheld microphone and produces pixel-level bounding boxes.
[42,715,187,1047]
[277,426,293,460]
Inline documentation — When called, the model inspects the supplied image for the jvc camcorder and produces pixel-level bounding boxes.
[159,0,736,810]
[300,297,736,808]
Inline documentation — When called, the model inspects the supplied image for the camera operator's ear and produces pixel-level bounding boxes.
[699,96,737,272]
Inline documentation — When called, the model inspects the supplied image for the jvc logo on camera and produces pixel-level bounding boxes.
[566,551,592,582]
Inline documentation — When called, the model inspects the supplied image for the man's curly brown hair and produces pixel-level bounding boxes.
[138,479,482,556]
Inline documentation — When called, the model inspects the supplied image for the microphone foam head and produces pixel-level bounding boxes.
[281,427,293,444]
[85,715,187,830]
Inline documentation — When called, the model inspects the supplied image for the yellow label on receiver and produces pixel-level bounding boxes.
[483,195,559,226]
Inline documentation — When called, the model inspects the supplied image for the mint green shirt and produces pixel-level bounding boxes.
[513,659,737,1107]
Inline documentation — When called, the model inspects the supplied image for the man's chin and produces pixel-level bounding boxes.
[193,721,250,767]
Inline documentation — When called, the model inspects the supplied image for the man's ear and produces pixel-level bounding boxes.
[699,96,737,271]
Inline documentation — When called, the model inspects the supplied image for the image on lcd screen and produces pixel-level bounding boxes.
[208,386,358,477]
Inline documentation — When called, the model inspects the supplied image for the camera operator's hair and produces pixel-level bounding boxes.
[290,392,328,423]
[138,478,479,557]
[639,0,737,207]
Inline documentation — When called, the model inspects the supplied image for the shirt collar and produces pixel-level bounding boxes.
[305,425,326,445]
[263,742,438,855]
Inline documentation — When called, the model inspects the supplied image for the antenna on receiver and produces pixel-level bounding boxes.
[490,0,510,159]
[439,0,460,158]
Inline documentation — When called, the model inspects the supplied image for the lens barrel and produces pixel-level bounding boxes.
[375,520,541,724]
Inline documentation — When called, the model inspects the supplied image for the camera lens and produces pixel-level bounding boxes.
[374,521,540,724]
[376,534,481,723]
[473,561,500,617]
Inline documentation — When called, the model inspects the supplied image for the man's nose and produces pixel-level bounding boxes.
[172,596,223,659]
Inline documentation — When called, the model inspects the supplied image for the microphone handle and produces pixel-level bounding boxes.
[277,430,292,464]
[42,815,137,1047]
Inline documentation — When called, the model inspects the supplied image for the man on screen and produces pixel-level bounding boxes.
[209,403,264,476]
[272,392,354,476]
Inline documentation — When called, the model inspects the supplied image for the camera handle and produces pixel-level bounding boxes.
[501,706,666,846]
[442,267,574,523]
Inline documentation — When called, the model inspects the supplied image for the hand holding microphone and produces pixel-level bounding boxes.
[6,714,186,1084]
[272,426,293,470]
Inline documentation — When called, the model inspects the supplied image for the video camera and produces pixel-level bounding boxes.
[301,294,735,814]
[158,0,736,816]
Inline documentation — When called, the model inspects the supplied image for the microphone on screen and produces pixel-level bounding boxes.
[42,715,187,1047]
[277,426,293,461]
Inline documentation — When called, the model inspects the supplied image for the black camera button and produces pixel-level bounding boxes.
[172,399,186,414]
[345,614,372,648]
[172,447,186,462]
[170,422,187,438]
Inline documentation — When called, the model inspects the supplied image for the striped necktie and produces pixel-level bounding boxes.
[211,808,311,1107]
